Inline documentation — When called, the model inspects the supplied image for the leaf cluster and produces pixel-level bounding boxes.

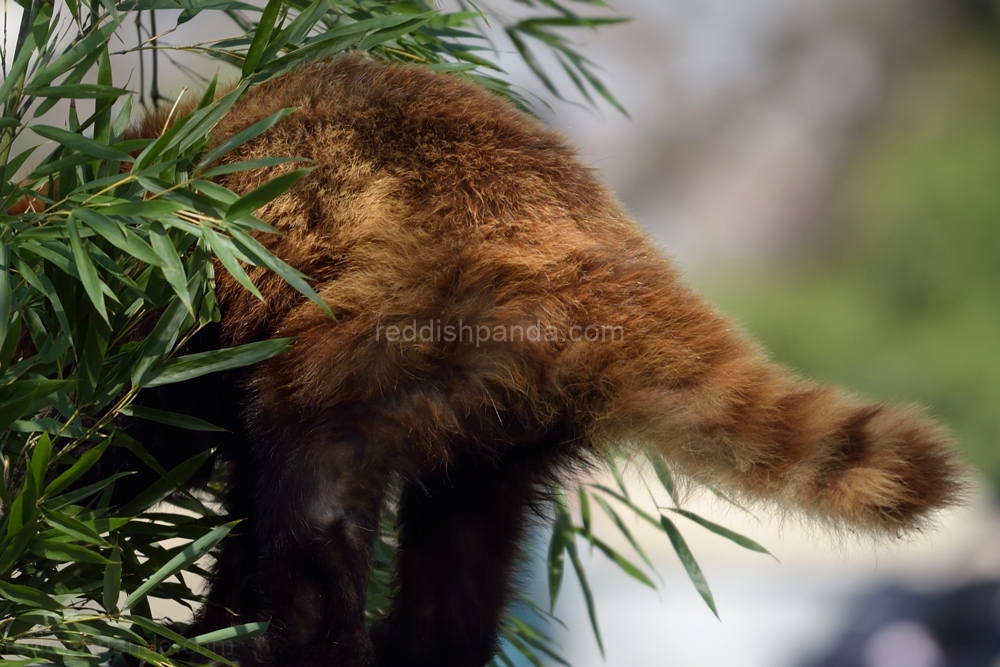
[0,1,767,665]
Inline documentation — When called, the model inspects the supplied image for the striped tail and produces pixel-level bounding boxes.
[588,285,963,534]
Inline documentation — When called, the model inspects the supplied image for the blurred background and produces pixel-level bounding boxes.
[6,0,1000,664]
[498,0,1000,665]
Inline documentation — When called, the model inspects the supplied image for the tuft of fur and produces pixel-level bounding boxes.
[112,54,962,666]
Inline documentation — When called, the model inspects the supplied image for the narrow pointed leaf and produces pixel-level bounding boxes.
[66,213,108,322]
[31,539,111,564]
[242,0,284,77]
[225,167,312,221]
[121,405,228,432]
[31,124,129,160]
[566,536,603,656]
[75,208,162,266]
[0,581,62,611]
[103,546,122,613]
[198,108,297,172]
[660,514,719,619]
[45,437,112,496]
[143,338,293,387]
[670,508,774,558]
[123,522,236,610]
[0,243,10,354]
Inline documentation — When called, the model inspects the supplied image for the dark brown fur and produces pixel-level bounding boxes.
[116,54,963,666]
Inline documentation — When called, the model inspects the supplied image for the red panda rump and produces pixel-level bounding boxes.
[110,53,964,666]
[152,54,960,533]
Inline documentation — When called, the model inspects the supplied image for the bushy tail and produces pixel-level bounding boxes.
[586,281,963,534]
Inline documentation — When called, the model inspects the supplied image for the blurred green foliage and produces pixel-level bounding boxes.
[708,23,1000,487]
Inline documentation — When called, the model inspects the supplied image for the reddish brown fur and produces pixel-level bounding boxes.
[33,54,966,666]
[191,55,960,527]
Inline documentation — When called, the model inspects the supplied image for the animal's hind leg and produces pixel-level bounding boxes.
[239,408,391,667]
[373,443,566,667]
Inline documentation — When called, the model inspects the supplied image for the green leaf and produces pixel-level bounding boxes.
[576,529,655,589]
[187,621,269,646]
[229,227,333,317]
[121,405,228,432]
[30,433,53,491]
[148,221,194,315]
[200,155,302,178]
[31,124,130,160]
[200,223,263,300]
[123,522,236,610]
[75,208,162,266]
[45,437,112,496]
[0,243,10,355]
[660,514,719,619]
[46,472,133,509]
[103,546,122,613]
[0,11,40,102]
[0,521,38,576]
[87,635,167,666]
[358,15,435,52]
[31,20,121,88]
[650,455,680,507]
[0,581,62,611]
[260,0,329,63]
[592,494,656,574]
[143,337,293,388]
[66,212,109,323]
[131,298,190,387]
[130,615,242,666]
[41,507,111,546]
[225,167,312,221]
[118,450,215,516]
[198,108,297,172]
[669,508,774,559]
[31,538,112,564]
[242,0,284,77]
[566,533,603,656]
[25,83,126,99]
[578,487,591,536]
[0,379,70,430]
[547,500,571,612]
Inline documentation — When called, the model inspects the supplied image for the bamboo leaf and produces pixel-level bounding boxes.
[592,494,656,573]
[66,212,109,323]
[31,124,130,160]
[118,450,215,516]
[123,522,236,610]
[566,533,603,656]
[143,338,293,387]
[198,108,297,172]
[75,208,162,266]
[575,529,655,589]
[225,167,312,221]
[45,437,112,497]
[669,508,774,559]
[41,506,112,547]
[0,243,10,354]
[0,581,62,611]
[547,499,571,612]
[148,221,194,315]
[229,227,333,317]
[103,546,122,613]
[25,83,126,99]
[242,0,284,77]
[31,538,112,564]
[660,514,719,619]
[121,405,228,432]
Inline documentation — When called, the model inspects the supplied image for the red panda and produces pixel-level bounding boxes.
[21,53,965,667]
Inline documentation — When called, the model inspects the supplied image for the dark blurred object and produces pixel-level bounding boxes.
[959,0,1000,20]
[800,581,1000,667]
